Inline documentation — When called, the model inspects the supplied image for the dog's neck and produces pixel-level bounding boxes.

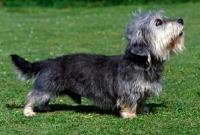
[124,52,164,71]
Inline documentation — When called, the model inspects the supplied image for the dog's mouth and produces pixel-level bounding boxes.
[179,31,183,36]
[170,29,184,47]
[178,29,184,37]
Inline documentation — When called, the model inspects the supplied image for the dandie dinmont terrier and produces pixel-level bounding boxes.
[10,10,185,118]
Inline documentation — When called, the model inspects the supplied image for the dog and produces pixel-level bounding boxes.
[10,10,185,118]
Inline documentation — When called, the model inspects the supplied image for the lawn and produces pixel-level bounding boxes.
[0,2,200,135]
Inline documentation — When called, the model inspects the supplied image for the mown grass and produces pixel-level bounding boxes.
[0,3,200,135]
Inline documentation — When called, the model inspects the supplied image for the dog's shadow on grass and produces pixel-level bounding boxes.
[6,102,167,116]
[42,104,120,116]
[38,103,167,117]
[49,103,167,114]
[146,102,167,113]
[5,103,120,116]
[6,103,22,110]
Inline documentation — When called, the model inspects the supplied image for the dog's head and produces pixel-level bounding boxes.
[125,9,185,62]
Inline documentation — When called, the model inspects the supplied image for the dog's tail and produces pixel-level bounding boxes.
[10,54,42,81]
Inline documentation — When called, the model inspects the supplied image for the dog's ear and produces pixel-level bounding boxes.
[126,28,152,67]
[130,42,149,57]
[126,28,149,57]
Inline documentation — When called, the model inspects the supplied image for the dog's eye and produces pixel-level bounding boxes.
[156,19,163,26]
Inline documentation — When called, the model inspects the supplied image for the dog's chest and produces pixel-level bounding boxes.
[133,79,162,96]
[122,68,163,96]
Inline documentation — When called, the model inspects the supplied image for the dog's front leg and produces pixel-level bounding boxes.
[136,102,150,114]
[120,103,137,119]
[136,98,150,114]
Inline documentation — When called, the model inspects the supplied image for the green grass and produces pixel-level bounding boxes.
[0,3,200,135]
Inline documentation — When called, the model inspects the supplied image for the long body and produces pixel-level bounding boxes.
[11,53,163,117]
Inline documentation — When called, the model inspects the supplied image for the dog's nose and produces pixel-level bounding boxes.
[177,18,184,25]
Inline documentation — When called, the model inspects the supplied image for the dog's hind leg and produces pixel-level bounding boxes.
[38,94,51,112]
[23,91,38,116]
[23,90,52,116]
[67,91,81,104]
[59,91,81,104]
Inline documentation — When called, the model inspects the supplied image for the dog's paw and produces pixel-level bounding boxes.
[23,109,36,117]
[120,111,137,119]
[143,107,150,113]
